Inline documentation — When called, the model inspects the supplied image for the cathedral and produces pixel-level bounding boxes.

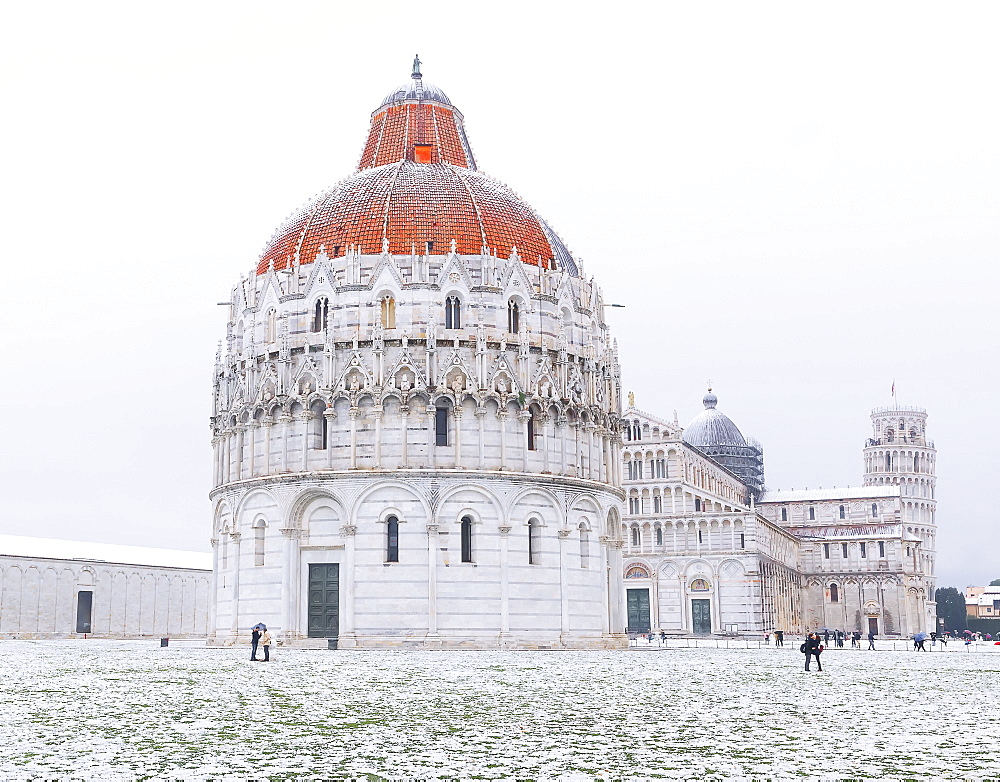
[207,60,937,648]
[620,393,937,638]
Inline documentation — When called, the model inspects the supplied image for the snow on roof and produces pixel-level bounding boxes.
[758,485,900,503]
[0,534,211,571]
[786,523,909,540]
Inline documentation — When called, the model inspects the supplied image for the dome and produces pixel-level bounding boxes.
[379,79,452,110]
[257,60,579,276]
[683,390,748,449]
[257,161,578,275]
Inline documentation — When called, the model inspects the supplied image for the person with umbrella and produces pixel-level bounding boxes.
[250,623,266,661]
[914,631,928,651]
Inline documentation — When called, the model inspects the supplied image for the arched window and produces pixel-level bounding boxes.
[655,526,663,546]
[445,295,461,329]
[528,518,541,564]
[386,516,399,562]
[694,498,701,512]
[808,506,815,521]
[885,453,892,471]
[460,516,473,563]
[381,296,396,329]
[878,541,885,558]
[435,405,449,446]
[312,298,329,332]
[253,520,265,566]
[631,526,640,546]
[913,455,919,472]
[266,309,277,343]
[872,503,878,518]
[830,583,839,603]
[781,507,787,522]
[507,299,519,333]
[579,523,589,568]
[839,505,846,519]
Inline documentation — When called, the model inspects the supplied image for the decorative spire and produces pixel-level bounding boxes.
[411,54,422,79]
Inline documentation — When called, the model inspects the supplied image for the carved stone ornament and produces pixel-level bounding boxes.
[339,525,357,538]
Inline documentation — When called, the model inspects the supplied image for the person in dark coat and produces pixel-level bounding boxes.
[867,631,876,650]
[803,633,823,671]
[823,629,830,646]
[251,627,261,661]
[775,630,784,647]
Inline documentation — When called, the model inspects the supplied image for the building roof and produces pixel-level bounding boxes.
[758,485,901,503]
[257,62,578,276]
[787,523,913,541]
[682,391,747,449]
[0,534,212,571]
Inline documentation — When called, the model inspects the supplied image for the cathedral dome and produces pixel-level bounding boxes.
[256,59,578,277]
[682,390,748,449]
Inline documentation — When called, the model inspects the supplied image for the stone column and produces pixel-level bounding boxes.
[607,538,626,638]
[234,425,246,480]
[476,406,487,468]
[558,528,571,642]
[498,409,508,470]
[247,423,257,477]
[541,414,552,473]
[208,537,219,643]
[300,413,310,471]
[349,408,360,469]
[263,420,273,475]
[372,407,383,468]
[399,404,410,468]
[340,524,357,644]
[427,523,439,637]
[426,404,436,469]
[280,413,293,472]
[279,526,298,641]
[599,534,610,635]
[556,416,567,476]
[324,407,337,470]
[229,532,241,641]
[452,405,462,468]
[650,571,661,633]
[499,524,511,642]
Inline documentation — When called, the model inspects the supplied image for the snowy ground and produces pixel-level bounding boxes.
[3,640,998,780]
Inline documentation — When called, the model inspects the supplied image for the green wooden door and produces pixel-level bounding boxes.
[308,563,340,639]
[626,588,651,634]
[691,598,712,635]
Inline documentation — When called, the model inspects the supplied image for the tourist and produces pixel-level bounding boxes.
[823,629,830,646]
[250,626,262,661]
[851,631,860,648]
[803,633,823,671]
[775,630,784,647]
[867,631,876,650]
[261,627,273,661]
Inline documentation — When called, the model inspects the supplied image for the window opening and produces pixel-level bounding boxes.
[839,504,845,519]
[460,516,473,563]
[823,543,830,559]
[527,412,536,450]
[435,406,449,446]
[528,518,541,564]
[830,583,839,603]
[507,300,519,333]
[386,516,399,562]
[445,296,461,329]
[739,533,745,549]
[381,296,396,329]
[254,522,265,566]
[878,541,885,558]
[312,298,329,332]
[861,542,867,558]
[842,543,848,558]
[579,524,589,567]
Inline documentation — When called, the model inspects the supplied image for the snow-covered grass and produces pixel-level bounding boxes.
[2,640,997,779]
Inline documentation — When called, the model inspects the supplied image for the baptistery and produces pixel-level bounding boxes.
[209,59,627,648]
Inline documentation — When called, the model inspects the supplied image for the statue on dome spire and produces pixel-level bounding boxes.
[411,54,422,79]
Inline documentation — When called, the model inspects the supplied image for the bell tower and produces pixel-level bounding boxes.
[863,404,937,628]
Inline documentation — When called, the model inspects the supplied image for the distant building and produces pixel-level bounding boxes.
[0,535,211,639]
[965,587,1000,619]
[620,394,938,637]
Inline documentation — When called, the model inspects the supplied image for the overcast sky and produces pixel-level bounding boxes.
[1,1,996,587]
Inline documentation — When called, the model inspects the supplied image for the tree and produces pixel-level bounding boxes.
[989,579,1000,586]
[935,587,967,632]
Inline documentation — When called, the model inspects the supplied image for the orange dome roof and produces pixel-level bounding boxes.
[257,61,577,276]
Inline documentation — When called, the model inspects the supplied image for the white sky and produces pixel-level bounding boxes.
[1,1,996,587]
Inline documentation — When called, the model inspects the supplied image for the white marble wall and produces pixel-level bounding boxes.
[0,556,210,638]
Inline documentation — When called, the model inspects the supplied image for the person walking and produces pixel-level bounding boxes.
[802,633,823,671]
[261,628,273,662]
[250,626,262,661]
[775,630,784,647]
[867,631,876,650]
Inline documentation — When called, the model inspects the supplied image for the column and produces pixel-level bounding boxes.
[558,528,571,642]
[300,413,310,471]
[400,404,410,468]
[650,571,660,633]
[208,537,219,643]
[263,420,273,475]
[607,539,626,637]
[518,410,531,472]
[247,423,257,477]
[349,408,360,469]
[372,408,383,468]
[279,526,296,640]
[280,413,292,471]
[476,406,487,468]
[324,408,336,470]
[498,410,508,470]
[229,532,241,640]
[427,524,439,637]
[234,425,245,480]
[499,524,511,641]
[340,523,357,643]
[453,406,462,468]
[541,415,552,474]
[556,417,567,476]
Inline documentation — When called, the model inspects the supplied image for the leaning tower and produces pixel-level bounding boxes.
[862,405,938,628]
